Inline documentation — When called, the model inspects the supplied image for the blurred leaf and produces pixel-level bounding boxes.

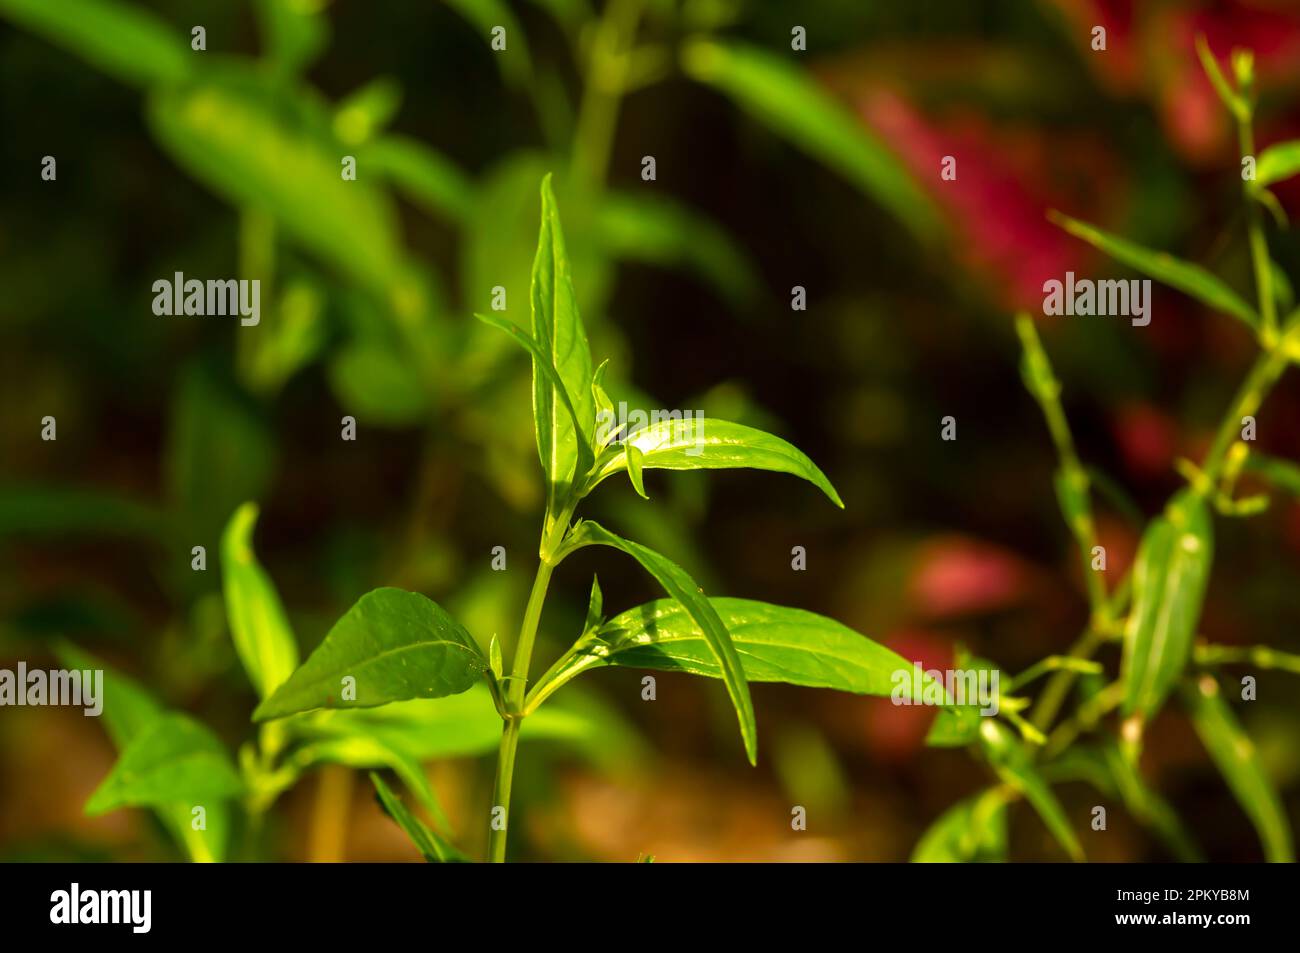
[362,135,476,223]
[86,713,243,815]
[0,486,166,541]
[220,503,300,699]
[980,720,1083,862]
[558,520,757,764]
[1256,140,1300,188]
[442,0,533,88]
[911,790,1008,862]
[681,39,940,243]
[252,0,329,77]
[1245,452,1300,497]
[530,175,596,517]
[55,647,231,861]
[0,0,191,88]
[925,651,1000,747]
[165,362,276,545]
[254,588,487,721]
[594,192,759,308]
[585,417,843,507]
[147,72,411,296]
[370,772,467,862]
[1121,490,1213,726]
[243,276,328,394]
[1183,676,1294,862]
[334,76,402,146]
[1050,211,1258,330]
[292,734,447,828]
[328,339,430,427]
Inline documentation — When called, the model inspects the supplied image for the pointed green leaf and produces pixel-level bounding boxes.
[55,645,231,862]
[1121,491,1214,724]
[625,444,649,499]
[530,174,596,511]
[585,417,842,507]
[1184,676,1294,862]
[1256,140,1300,188]
[980,720,1083,862]
[681,39,940,243]
[489,634,503,680]
[583,575,603,634]
[1050,211,1259,330]
[0,0,191,88]
[558,521,757,764]
[1245,451,1300,497]
[473,310,593,479]
[86,713,243,815]
[254,588,487,721]
[220,503,300,699]
[912,789,1009,862]
[370,772,468,862]
[334,76,403,146]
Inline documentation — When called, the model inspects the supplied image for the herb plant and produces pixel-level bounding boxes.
[909,37,1299,863]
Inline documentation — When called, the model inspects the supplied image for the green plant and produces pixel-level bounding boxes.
[909,36,1300,863]
[247,174,944,861]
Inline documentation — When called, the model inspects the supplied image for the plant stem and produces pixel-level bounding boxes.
[1238,111,1278,346]
[1194,642,1300,674]
[1198,340,1291,488]
[487,516,566,862]
[1030,625,1112,732]
[570,0,645,189]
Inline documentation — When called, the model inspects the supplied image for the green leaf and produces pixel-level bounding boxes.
[558,521,758,764]
[584,417,843,507]
[1049,211,1259,330]
[370,772,468,862]
[0,485,167,541]
[86,712,243,815]
[1183,676,1294,862]
[252,0,328,77]
[220,503,300,699]
[979,720,1084,862]
[594,192,760,308]
[327,338,430,427]
[558,597,917,702]
[489,634,503,680]
[1120,490,1214,725]
[681,39,940,243]
[53,645,231,861]
[530,174,596,514]
[291,733,448,830]
[147,73,411,296]
[334,76,402,146]
[625,445,649,499]
[0,0,191,88]
[1245,451,1300,497]
[1256,140,1300,188]
[443,0,533,89]
[911,789,1009,862]
[473,310,594,479]
[583,575,603,634]
[254,588,487,721]
[924,651,1001,748]
[362,135,476,223]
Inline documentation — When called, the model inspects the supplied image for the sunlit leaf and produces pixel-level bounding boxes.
[1050,211,1258,330]
[254,588,487,721]
[1256,140,1300,188]
[584,417,842,507]
[220,503,300,699]
[911,789,1008,862]
[558,520,757,764]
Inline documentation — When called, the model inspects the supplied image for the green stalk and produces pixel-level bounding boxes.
[570,0,645,189]
[1237,103,1278,346]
